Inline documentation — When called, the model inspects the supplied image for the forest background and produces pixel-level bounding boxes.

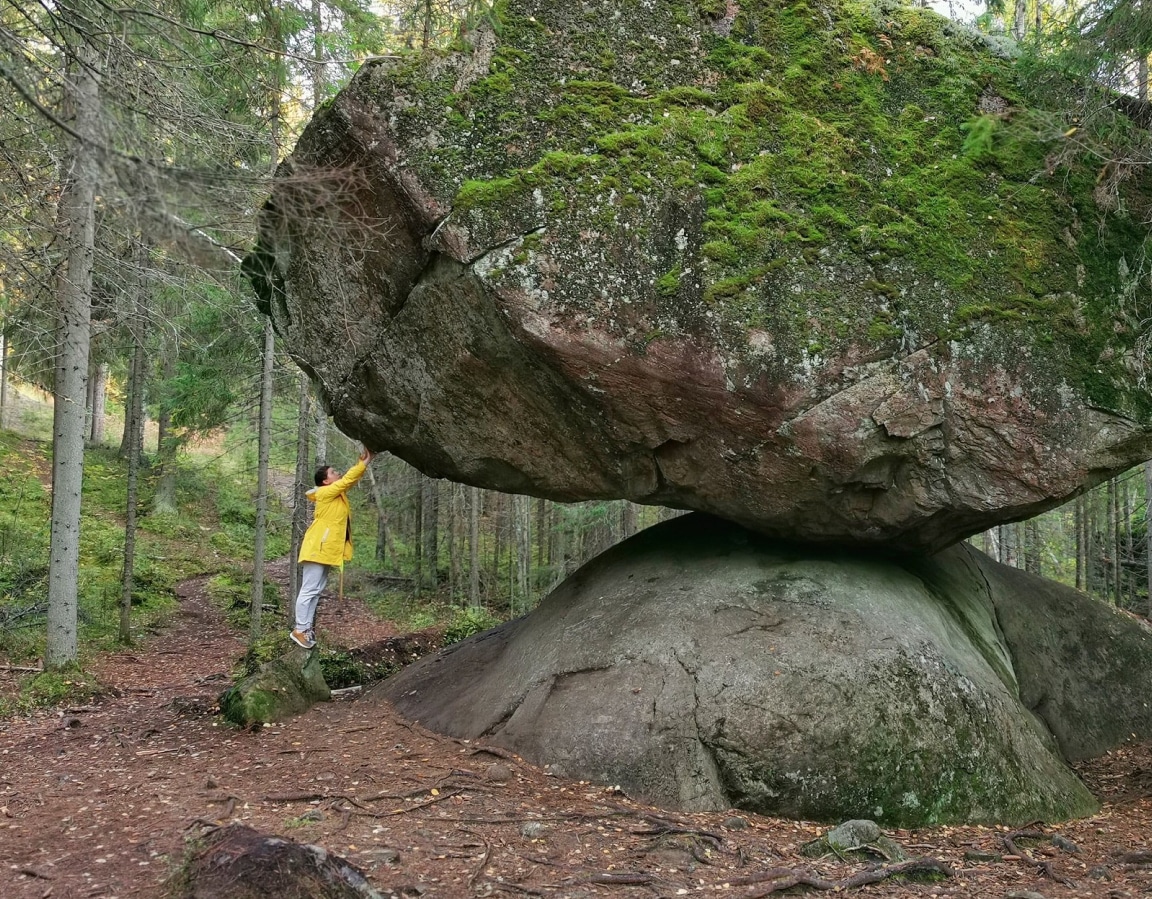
[0,0,1151,699]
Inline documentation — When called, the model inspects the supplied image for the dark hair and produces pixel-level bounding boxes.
[314,465,332,487]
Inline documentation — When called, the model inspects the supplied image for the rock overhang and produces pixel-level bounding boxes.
[246,0,1152,552]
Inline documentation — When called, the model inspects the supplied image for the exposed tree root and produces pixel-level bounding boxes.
[724,857,953,896]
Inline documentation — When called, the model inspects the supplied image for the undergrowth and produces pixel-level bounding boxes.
[0,430,292,715]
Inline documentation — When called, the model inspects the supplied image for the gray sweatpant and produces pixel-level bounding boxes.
[294,562,331,633]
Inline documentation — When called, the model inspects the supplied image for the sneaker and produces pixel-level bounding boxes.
[290,629,316,649]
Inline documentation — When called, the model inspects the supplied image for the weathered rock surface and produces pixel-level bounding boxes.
[371,513,1152,826]
[219,647,330,726]
[248,0,1152,552]
[978,559,1152,762]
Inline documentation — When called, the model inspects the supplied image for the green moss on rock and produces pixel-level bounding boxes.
[219,647,331,727]
[328,0,1151,419]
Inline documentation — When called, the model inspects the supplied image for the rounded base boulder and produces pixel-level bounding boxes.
[374,514,1111,826]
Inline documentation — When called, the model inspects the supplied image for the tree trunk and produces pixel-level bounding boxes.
[491,491,503,603]
[85,358,95,443]
[46,43,100,670]
[89,361,107,445]
[0,331,8,429]
[314,391,327,465]
[1124,475,1134,607]
[621,501,638,541]
[413,472,424,592]
[118,341,147,458]
[448,483,461,603]
[250,318,275,645]
[152,351,178,514]
[1109,477,1120,604]
[1024,518,1041,575]
[1088,493,1100,598]
[1146,462,1152,618]
[514,493,531,612]
[1012,0,1027,40]
[507,498,516,615]
[535,497,546,571]
[290,372,311,600]
[420,476,438,592]
[1075,495,1085,592]
[365,461,394,568]
[998,523,1015,567]
[552,504,568,590]
[310,0,325,105]
[119,258,148,644]
[291,0,325,602]
[469,486,481,607]
[0,334,12,432]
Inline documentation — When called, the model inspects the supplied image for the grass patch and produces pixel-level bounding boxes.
[0,667,103,716]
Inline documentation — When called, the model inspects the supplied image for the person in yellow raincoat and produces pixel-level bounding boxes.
[290,446,373,649]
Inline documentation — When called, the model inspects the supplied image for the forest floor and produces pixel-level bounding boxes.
[3,565,1152,899]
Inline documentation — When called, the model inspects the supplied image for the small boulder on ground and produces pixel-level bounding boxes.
[171,823,382,898]
[803,819,907,861]
[219,646,330,726]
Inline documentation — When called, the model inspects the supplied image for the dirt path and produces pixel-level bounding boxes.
[3,571,1152,899]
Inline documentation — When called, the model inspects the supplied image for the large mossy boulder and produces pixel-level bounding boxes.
[373,513,1152,827]
[248,0,1152,552]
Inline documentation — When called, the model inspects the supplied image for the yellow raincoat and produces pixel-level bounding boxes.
[298,458,368,567]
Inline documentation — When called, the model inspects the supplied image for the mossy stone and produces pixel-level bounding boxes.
[219,647,331,726]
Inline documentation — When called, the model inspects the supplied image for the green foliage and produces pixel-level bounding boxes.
[455,174,530,210]
[208,566,281,633]
[158,288,261,437]
[6,391,54,440]
[960,115,999,162]
[0,429,290,666]
[696,0,730,17]
[655,267,682,297]
[318,648,376,688]
[239,627,295,676]
[443,605,501,645]
[867,317,902,342]
[361,587,441,631]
